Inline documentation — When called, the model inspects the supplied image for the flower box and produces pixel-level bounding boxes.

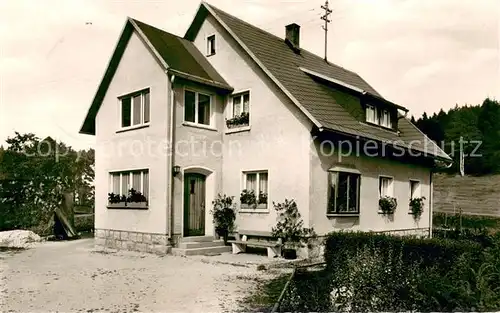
[127,202,148,209]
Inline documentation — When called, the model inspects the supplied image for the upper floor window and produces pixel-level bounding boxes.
[410,180,420,199]
[121,89,150,128]
[184,90,212,126]
[227,91,250,128]
[366,105,392,129]
[327,171,360,214]
[207,35,216,56]
[366,105,377,124]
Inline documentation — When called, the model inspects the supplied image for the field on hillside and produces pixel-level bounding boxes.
[434,174,500,217]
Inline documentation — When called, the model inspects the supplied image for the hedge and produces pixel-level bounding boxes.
[278,231,500,312]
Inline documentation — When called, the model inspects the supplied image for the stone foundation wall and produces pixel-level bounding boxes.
[95,229,171,255]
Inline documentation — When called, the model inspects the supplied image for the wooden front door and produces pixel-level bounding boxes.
[183,173,206,237]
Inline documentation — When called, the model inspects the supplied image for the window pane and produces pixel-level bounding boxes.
[143,91,150,123]
[207,35,215,55]
[366,106,376,124]
[198,93,210,125]
[336,172,349,212]
[133,94,142,125]
[184,90,196,122]
[243,93,250,113]
[121,98,131,127]
[246,173,257,191]
[327,172,337,214]
[112,173,120,194]
[232,96,241,117]
[132,171,141,192]
[143,171,149,200]
[411,181,420,199]
[121,173,129,196]
[348,174,359,212]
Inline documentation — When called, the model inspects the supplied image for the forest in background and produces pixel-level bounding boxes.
[412,98,500,176]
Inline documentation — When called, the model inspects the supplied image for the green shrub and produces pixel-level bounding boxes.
[278,231,500,312]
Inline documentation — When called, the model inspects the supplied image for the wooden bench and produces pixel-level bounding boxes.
[227,230,282,258]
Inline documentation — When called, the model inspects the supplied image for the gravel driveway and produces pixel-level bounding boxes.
[0,239,274,312]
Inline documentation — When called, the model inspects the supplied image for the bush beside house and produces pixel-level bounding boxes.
[276,231,500,312]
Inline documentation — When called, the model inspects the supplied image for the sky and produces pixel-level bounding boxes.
[1,0,499,150]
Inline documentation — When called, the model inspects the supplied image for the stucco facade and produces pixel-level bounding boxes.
[191,15,314,233]
[94,31,169,237]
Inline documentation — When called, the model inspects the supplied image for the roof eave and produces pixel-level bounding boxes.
[318,126,452,162]
[168,68,233,92]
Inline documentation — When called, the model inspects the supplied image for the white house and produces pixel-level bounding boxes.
[80,2,452,256]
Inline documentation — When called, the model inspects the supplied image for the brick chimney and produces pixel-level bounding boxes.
[285,23,300,51]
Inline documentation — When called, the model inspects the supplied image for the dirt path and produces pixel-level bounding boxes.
[0,239,271,312]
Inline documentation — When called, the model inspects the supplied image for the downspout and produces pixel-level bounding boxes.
[167,73,176,243]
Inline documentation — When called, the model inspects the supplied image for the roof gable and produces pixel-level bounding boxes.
[185,2,451,161]
[80,17,231,135]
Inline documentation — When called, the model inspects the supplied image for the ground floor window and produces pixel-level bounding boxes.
[241,171,268,208]
[328,171,360,214]
[109,169,149,203]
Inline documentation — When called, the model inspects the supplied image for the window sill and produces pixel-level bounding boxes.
[360,121,398,134]
[206,53,216,57]
[116,124,150,133]
[378,210,395,215]
[225,125,251,134]
[239,208,269,214]
[107,202,148,210]
[327,213,359,218]
[182,122,217,132]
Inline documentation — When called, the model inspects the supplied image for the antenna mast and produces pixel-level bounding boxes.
[321,0,332,61]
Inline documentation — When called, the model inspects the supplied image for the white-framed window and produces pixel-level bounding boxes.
[379,176,394,198]
[184,90,212,126]
[120,89,150,128]
[207,34,216,56]
[410,180,421,199]
[231,92,250,118]
[366,104,392,129]
[110,169,149,201]
[243,171,268,207]
[327,171,360,214]
[227,91,250,129]
[366,105,377,124]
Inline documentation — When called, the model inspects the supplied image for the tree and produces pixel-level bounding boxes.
[0,132,95,232]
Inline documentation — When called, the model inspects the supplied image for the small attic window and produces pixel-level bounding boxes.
[207,35,216,56]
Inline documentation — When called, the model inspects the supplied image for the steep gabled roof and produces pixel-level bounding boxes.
[80,17,231,135]
[185,2,451,161]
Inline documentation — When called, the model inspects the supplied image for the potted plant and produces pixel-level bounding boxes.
[409,196,425,218]
[226,112,250,129]
[271,199,316,259]
[258,191,268,209]
[108,192,126,207]
[211,194,236,245]
[240,189,257,209]
[379,196,397,214]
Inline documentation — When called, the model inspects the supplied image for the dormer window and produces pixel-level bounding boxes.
[380,110,392,128]
[366,105,392,129]
[366,105,377,124]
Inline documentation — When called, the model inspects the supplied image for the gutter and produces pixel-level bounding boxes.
[167,73,176,242]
